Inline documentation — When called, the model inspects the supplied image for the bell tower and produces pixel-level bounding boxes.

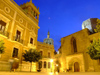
[20,0,40,22]
[47,31,50,38]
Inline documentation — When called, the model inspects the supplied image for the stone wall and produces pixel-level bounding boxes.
[59,28,100,72]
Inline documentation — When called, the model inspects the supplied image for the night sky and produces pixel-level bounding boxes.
[14,0,100,51]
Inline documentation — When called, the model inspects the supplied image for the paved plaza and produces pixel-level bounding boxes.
[0,72,100,75]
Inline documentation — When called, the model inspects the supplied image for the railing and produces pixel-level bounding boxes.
[0,31,9,38]
[13,36,23,44]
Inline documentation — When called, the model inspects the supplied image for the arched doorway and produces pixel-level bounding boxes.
[74,62,80,72]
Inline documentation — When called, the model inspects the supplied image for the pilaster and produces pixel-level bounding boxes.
[9,11,17,40]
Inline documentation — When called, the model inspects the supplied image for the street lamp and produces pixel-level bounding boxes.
[50,59,53,73]
[56,64,58,67]
[50,59,53,62]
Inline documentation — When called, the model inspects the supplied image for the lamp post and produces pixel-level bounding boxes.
[50,59,53,72]
[56,64,59,73]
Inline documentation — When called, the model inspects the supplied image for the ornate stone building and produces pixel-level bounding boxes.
[37,31,55,72]
[0,0,40,71]
[58,18,100,72]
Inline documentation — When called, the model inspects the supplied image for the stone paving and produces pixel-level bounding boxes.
[0,72,100,75]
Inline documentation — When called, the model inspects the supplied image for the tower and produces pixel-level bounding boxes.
[20,0,40,22]
[82,18,98,33]
[43,31,54,45]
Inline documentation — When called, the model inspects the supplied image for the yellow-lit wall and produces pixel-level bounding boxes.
[37,41,55,72]
[37,41,54,58]
[59,28,100,72]
[0,0,40,64]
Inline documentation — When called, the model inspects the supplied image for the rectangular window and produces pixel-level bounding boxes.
[15,30,21,41]
[48,62,50,68]
[48,52,50,58]
[12,48,18,58]
[44,61,46,68]
[0,20,6,32]
[30,38,33,44]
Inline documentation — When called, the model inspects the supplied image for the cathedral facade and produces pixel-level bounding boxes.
[58,19,100,72]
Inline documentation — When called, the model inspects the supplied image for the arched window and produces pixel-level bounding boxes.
[38,61,42,69]
[44,61,46,68]
[71,37,77,53]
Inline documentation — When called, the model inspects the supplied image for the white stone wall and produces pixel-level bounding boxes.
[82,19,93,32]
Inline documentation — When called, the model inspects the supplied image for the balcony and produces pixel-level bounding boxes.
[28,43,36,49]
[0,31,9,38]
[13,36,23,44]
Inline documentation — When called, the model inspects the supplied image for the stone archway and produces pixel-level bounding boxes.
[74,62,80,72]
[67,57,83,72]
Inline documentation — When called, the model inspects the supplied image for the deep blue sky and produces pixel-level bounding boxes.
[14,0,100,51]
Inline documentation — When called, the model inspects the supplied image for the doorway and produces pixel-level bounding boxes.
[74,62,80,72]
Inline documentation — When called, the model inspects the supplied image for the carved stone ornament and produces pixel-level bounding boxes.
[5,7,10,13]
[19,18,23,23]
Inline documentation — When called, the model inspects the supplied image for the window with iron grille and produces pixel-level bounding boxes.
[30,38,33,44]
[12,48,18,58]
[44,61,46,68]
[15,30,21,41]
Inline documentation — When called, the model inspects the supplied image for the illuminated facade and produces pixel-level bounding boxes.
[0,0,40,71]
[37,31,55,72]
[59,19,100,72]
[1,0,100,73]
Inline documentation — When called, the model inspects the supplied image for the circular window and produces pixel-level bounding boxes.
[19,18,23,23]
[5,7,10,13]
